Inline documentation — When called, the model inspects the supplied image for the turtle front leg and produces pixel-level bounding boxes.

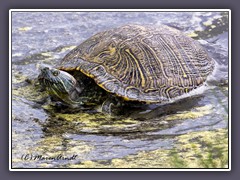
[101,96,123,115]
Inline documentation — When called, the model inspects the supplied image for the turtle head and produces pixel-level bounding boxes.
[38,66,82,105]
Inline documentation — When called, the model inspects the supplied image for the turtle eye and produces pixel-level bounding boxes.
[52,70,59,76]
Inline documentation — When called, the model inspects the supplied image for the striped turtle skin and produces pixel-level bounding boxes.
[59,24,215,103]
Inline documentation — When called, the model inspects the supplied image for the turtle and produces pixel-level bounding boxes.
[38,24,215,114]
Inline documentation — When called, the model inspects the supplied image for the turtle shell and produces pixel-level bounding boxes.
[59,24,215,103]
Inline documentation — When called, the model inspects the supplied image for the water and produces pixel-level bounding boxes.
[11,11,229,169]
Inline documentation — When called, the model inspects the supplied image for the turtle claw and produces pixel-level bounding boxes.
[101,97,122,115]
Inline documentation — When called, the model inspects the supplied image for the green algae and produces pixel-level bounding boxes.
[57,45,76,53]
[13,83,48,102]
[35,135,94,157]
[165,105,213,121]
[44,112,146,134]
[40,100,217,135]
[189,12,229,40]
[18,26,32,31]
[67,128,228,168]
